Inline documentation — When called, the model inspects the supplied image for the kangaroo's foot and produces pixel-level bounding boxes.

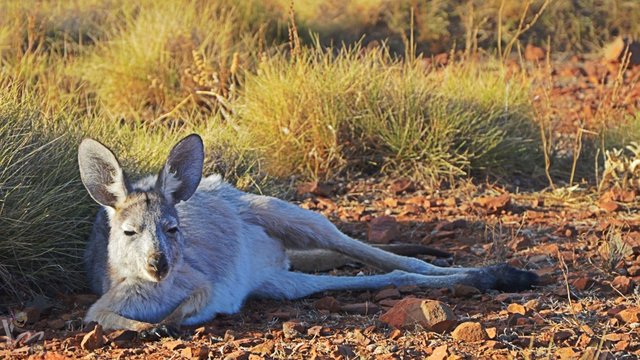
[139,323,180,341]
[464,263,539,292]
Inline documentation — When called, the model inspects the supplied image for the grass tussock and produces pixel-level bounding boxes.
[0,90,91,300]
[80,0,278,120]
[238,45,539,183]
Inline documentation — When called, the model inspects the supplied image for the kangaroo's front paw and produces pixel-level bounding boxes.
[139,323,180,341]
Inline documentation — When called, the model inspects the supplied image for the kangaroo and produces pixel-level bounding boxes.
[78,134,537,340]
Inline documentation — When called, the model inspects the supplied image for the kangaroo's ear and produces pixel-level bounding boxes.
[156,134,204,204]
[78,138,129,208]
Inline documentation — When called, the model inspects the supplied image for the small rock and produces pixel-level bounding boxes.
[307,325,330,337]
[451,322,488,342]
[181,347,194,359]
[389,178,415,194]
[555,347,578,360]
[553,330,574,343]
[627,265,640,277]
[474,194,511,213]
[249,341,274,357]
[615,307,640,323]
[443,197,457,207]
[485,327,497,339]
[374,288,401,301]
[571,276,592,291]
[80,324,106,351]
[107,329,137,348]
[451,284,480,298]
[367,216,399,244]
[599,200,619,212]
[434,219,467,232]
[523,299,541,311]
[224,350,248,360]
[507,303,527,316]
[282,321,306,339]
[313,296,341,312]
[379,298,457,332]
[296,181,334,197]
[612,275,633,294]
[164,339,186,351]
[427,344,448,360]
[508,237,533,252]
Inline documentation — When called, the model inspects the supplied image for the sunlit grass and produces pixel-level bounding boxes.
[237,44,539,183]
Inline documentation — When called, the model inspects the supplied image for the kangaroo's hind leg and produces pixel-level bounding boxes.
[246,195,463,275]
[252,269,508,300]
[247,195,537,292]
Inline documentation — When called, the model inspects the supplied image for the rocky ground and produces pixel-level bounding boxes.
[2,54,640,359]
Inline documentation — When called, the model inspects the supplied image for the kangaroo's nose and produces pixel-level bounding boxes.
[149,253,169,279]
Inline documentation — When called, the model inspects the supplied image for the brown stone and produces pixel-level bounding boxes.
[443,197,457,207]
[367,216,399,244]
[374,288,401,301]
[474,194,511,213]
[571,276,592,291]
[80,324,106,351]
[555,347,578,360]
[451,284,480,298]
[307,325,330,337]
[427,344,448,360]
[164,339,186,351]
[508,237,533,252]
[451,322,488,342]
[390,178,415,194]
[224,350,248,360]
[628,265,640,277]
[107,329,136,348]
[599,200,619,212]
[313,296,341,312]
[612,275,633,294]
[615,307,640,323]
[485,327,497,339]
[249,341,274,357]
[296,181,334,197]
[282,321,306,339]
[379,298,457,332]
[507,303,527,316]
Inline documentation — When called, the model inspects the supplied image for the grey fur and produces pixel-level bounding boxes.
[79,134,537,332]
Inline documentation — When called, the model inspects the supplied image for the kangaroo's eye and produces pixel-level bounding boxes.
[124,230,136,236]
[167,227,179,234]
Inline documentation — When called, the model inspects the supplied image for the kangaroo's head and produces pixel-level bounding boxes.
[78,134,204,283]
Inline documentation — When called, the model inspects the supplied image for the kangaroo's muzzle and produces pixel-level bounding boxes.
[147,252,169,281]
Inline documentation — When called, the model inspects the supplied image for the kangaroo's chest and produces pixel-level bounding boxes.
[113,276,193,324]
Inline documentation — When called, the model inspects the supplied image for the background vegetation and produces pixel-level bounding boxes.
[0,0,638,301]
